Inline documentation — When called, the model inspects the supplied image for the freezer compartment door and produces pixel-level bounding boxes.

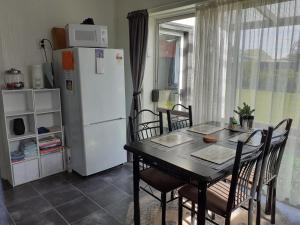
[83,118,126,175]
[77,48,126,125]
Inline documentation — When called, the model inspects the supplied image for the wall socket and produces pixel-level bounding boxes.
[35,38,43,49]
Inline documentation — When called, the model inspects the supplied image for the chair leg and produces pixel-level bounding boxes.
[248,199,254,225]
[191,202,195,224]
[271,185,276,224]
[209,211,216,220]
[225,216,231,225]
[256,193,261,225]
[178,196,183,225]
[265,185,272,215]
[161,192,167,225]
[171,190,175,200]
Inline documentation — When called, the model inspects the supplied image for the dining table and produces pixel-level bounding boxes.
[123,122,256,225]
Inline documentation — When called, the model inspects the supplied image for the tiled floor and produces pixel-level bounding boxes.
[0,163,299,225]
[0,164,134,225]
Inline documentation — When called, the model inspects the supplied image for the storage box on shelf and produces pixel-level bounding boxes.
[0,89,65,186]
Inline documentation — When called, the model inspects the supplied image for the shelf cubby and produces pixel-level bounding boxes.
[2,90,34,116]
[6,114,36,141]
[38,126,62,137]
[36,111,62,131]
[38,132,63,151]
[9,138,38,162]
[34,89,61,113]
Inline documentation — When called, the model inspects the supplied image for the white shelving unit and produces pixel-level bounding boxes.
[0,89,65,186]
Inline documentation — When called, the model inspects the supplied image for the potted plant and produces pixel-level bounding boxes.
[234,102,255,129]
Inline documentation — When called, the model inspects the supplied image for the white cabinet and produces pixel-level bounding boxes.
[0,89,65,186]
[40,151,64,177]
[13,159,39,186]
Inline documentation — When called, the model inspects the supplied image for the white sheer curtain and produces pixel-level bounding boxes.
[234,0,300,132]
[193,0,300,206]
[193,0,300,130]
[193,1,243,123]
[233,0,300,206]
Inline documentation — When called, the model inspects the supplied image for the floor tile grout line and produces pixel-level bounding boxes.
[30,176,73,195]
[28,179,91,209]
[103,178,133,198]
[30,183,72,225]
[5,194,40,208]
[5,207,16,225]
[45,192,87,209]
[70,183,124,225]
[97,166,133,197]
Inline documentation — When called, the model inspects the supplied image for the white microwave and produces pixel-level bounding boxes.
[66,24,108,48]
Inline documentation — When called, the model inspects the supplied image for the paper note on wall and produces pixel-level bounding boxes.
[62,51,74,71]
[95,49,104,74]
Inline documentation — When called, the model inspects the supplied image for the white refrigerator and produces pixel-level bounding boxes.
[53,47,127,176]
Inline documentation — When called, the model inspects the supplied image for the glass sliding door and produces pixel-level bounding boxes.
[157,17,195,109]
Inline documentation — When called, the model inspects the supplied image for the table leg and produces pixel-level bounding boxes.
[197,182,207,225]
[133,155,140,225]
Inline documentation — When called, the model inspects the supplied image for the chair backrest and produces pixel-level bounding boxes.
[260,118,293,186]
[166,104,193,132]
[226,127,273,213]
[129,109,163,142]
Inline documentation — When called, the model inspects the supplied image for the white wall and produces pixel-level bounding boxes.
[0,0,188,116]
[0,0,117,88]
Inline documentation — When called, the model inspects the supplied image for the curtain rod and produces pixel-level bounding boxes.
[148,0,201,14]
[149,0,289,14]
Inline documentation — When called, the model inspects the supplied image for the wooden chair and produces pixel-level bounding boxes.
[129,109,185,225]
[166,104,193,132]
[256,118,293,225]
[178,128,272,225]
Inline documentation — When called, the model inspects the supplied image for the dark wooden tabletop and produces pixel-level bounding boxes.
[124,122,257,184]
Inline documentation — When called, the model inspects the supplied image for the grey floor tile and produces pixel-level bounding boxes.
[88,184,130,208]
[56,196,99,223]
[62,172,86,184]
[72,209,121,225]
[104,196,133,224]
[0,210,13,225]
[16,209,67,225]
[3,184,39,207]
[120,163,133,172]
[32,174,70,194]
[7,196,52,222]
[43,184,84,206]
[7,216,14,225]
[73,176,110,194]
[112,175,133,195]
[100,165,132,183]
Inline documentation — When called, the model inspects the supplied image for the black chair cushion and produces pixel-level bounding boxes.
[140,168,185,193]
[178,182,231,216]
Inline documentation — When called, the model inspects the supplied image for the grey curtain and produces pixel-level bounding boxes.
[127,9,149,118]
[126,9,148,161]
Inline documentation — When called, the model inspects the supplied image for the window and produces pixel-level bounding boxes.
[156,17,195,109]
[233,5,300,128]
